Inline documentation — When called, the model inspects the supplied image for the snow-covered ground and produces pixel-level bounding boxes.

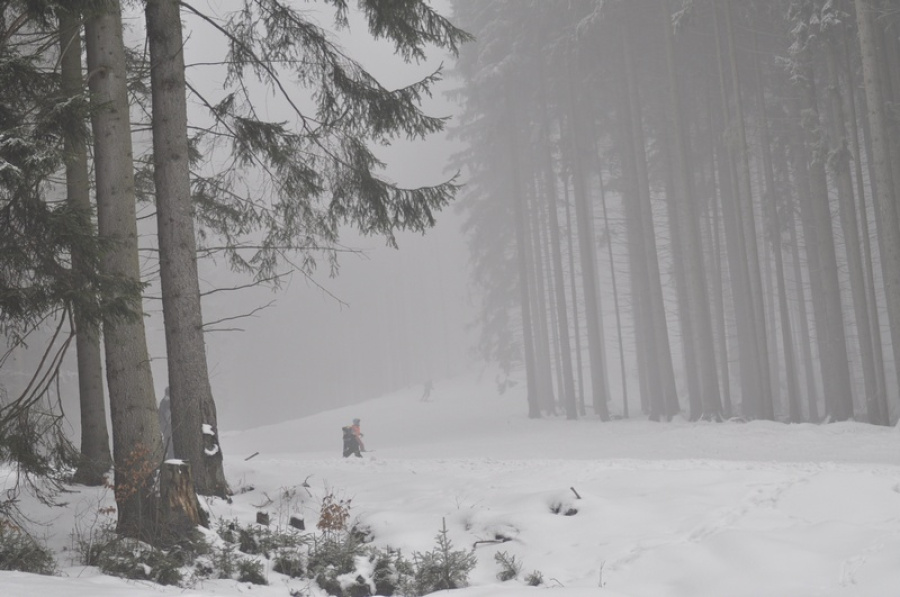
[3,368,900,596]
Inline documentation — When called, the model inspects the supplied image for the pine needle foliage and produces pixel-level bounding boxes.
[180,0,471,282]
[0,2,143,334]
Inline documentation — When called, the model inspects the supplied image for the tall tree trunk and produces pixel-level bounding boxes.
[527,185,557,414]
[712,1,762,418]
[60,11,113,486]
[566,47,609,420]
[751,29,801,423]
[146,0,229,496]
[855,0,900,419]
[563,175,586,416]
[597,164,629,419]
[794,50,855,421]
[824,37,885,424]
[538,76,576,419]
[504,89,540,419]
[723,0,773,420]
[786,102,825,421]
[84,0,163,541]
[707,115,733,418]
[616,31,660,419]
[662,0,721,420]
[622,20,679,419]
[843,31,889,425]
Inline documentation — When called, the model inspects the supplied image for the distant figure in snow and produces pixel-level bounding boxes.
[421,380,434,402]
[350,418,365,452]
[158,387,175,459]
[342,422,362,458]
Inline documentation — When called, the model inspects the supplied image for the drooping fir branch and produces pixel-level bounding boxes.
[174,0,468,282]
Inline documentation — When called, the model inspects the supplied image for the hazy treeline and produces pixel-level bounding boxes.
[451,0,900,425]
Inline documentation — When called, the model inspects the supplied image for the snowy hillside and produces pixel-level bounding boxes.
[3,367,900,597]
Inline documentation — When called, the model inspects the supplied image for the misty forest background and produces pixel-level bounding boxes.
[454,0,900,427]
[2,0,900,547]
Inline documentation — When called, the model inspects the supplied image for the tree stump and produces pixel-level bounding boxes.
[159,460,208,544]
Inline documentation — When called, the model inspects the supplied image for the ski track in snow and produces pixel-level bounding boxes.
[605,468,812,574]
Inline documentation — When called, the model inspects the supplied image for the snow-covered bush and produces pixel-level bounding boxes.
[237,557,267,585]
[0,520,55,574]
[87,534,185,586]
[216,516,308,557]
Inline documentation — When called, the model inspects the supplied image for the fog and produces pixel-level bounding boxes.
[146,1,475,430]
[4,0,900,436]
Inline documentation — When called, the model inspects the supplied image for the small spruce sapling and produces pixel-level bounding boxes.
[411,518,476,593]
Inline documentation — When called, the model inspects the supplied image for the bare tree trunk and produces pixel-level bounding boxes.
[597,165,629,419]
[84,0,163,541]
[723,0,772,420]
[566,47,609,420]
[707,119,733,418]
[662,0,721,420]
[563,175,586,416]
[527,186,557,414]
[855,0,900,419]
[824,37,885,424]
[786,104,825,422]
[504,89,540,419]
[712,1,762,418]
[60,10,113,485]
[622,20,679,420]
[751,29,801,423]
[538,75,576,418]
[146,0,229,496]
[616,31,661,419]
[843,32,889,425]
[794,48,855,421]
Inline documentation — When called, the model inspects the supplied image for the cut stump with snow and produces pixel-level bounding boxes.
[159,460,209,543]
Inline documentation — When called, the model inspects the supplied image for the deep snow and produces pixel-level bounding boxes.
[2,367,900,597]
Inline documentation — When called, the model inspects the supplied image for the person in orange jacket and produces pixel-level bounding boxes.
[350,418,365,452]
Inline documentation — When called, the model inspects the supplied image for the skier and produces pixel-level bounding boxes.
[342,425,361,458]
[350,418,365,452]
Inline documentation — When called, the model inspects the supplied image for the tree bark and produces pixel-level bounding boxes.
[504,89,540,419]
[843,31,889,425]
[824,36,884,424]
[60,10,113,485]
[662,0,721,420]
[723,0,772,420]
[622,19,680,420]
[146,0,229,496]
[538,74,576,418]
[712,1,762,418]
[566,46,609,420]
[794,48,854,421]
[616,35,660,419]
[785,103,825,422]
[562,174,586,416]
[855,0,900,421]
[751,28,801,423]
[527,186,557,414]
[84,0,163,541]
